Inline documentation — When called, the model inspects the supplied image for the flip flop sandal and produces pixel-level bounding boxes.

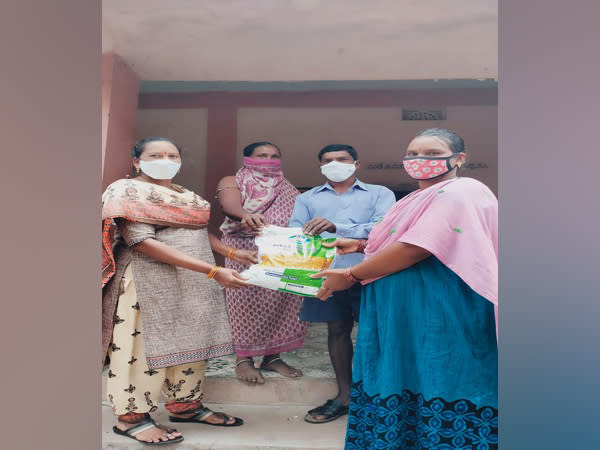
[304,399,349,424]
[169,407,244,427]
[260,357,302,377]
[113,418,184,445]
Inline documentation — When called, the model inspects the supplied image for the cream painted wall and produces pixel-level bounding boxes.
[102,19,115,53]
[237,106,498,194]
[103,0,497,81]
[133,104,497,198]
[136,109,209,196]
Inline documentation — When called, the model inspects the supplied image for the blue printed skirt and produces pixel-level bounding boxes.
[345,256,498,450]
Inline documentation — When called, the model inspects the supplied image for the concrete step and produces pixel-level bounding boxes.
[102,402,346,449]
[102,373,338,406]
[202,375,338,406]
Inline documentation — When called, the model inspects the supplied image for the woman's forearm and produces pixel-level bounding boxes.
[221,198,248,221]
[216,180,247,220]
[132,238,213,274]
[351,242,431,280]
[208,232,230,257]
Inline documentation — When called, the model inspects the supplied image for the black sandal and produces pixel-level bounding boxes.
[113,418,183,445]
[304,399,349,424]
[169,406,244,427]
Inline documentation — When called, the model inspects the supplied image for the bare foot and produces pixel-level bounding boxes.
[235,357,265,385]
[260,355,303,378]
[116,420,182,444]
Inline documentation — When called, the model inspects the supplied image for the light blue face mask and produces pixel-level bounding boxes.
[139,159,181,180]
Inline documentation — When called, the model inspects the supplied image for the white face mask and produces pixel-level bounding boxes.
[139,159,181,180]
[320,160,357,182]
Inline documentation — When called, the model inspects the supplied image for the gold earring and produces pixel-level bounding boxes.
[136,167,140,174]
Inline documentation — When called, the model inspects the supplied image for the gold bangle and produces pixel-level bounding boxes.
[227,248,237,259]
[207,265,220,279]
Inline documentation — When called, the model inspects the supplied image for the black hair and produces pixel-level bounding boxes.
[131,137,183,158]
[318,144,359,161]
[243,141,282,157]
[414,128,465,154]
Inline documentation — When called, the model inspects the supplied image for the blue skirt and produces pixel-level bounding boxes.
[345,256,498,450]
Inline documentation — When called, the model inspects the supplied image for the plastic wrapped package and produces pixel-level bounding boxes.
[240,225,337,297]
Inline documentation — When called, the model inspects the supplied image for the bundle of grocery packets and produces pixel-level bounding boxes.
[241,225,337,297]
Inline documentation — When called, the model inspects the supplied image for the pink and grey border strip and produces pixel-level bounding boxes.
[146,342,235,369]
[234,333,306,358]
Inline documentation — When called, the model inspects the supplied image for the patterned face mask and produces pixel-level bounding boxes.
[243,156,282,169]
[402,155,457,180]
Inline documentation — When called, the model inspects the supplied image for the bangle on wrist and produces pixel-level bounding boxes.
[227,248,237,259]
[207,265,221,279]
[343,267,361,283]
[356,240,368,253]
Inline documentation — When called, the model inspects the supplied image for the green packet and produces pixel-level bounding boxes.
[240,225,337,297]
[243,267,325,297]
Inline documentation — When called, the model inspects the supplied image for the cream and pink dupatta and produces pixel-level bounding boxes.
[363,177,498,329]
[102,178,211,288]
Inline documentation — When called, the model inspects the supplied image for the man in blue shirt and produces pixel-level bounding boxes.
[288,144,396,423]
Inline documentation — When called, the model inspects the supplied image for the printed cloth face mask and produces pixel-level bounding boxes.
[402,155,457,180]
[243,156,281,168]
[139,159,181,180]
[320,161,357,182]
